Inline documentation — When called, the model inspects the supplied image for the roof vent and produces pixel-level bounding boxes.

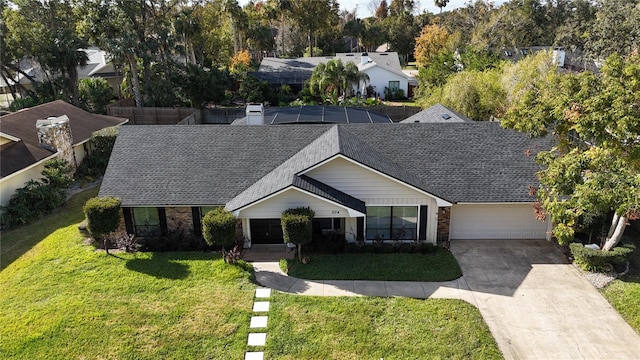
[442,114,451,120]
[414,120,420,123]
[246,103,265,125]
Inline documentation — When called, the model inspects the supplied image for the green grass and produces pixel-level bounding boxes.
[0,189,255,359]
[1,187,99,270]
[284,250,462,281]
[601,230,640,333]
[1,189,498,358]
[266,293,502,359]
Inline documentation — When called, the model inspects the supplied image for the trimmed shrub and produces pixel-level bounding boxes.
[84,197,121,236]
[84,197,121,253]
[570,242,635,272]
[202,207,236,248]
[281,207,315,262]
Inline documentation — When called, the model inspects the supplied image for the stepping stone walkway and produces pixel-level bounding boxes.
[245,287,272,360]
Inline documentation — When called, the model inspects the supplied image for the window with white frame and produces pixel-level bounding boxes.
[388,80,400,89]
[366,206,418,240]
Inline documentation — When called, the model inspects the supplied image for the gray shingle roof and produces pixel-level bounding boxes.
[400,104,471,123]
[100,122,551,207]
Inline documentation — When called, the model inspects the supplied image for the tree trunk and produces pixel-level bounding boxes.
[602,214,627,251]
[606,212,619,239]
[127,54,143,107]
[308,29,313,57]
[298,244,302,262]
[103,235,109,254]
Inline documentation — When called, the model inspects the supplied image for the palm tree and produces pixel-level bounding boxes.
[343,62,369,97]
[309,59,369,103]
[435,0,449,27]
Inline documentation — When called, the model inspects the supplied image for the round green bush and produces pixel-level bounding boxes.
[569,242,635,272]
[202,207,236,247]
[83,197,121,237]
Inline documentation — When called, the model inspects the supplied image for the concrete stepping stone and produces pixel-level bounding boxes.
[244,351,264,360]
[250,316,268,328]
[247,333,267,346]
[253,301,270,312]
[255,288,271,298]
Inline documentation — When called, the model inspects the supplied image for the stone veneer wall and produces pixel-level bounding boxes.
[36,116,76,168]
[437,207,451,244]
[166,207,194,237]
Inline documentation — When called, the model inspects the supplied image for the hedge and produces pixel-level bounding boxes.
[83,197,121,239]
[569,242,635,272]
[202,207,236,248]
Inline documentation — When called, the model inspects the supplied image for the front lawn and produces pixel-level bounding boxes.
[266,294,502,359]
[601,230,640,333]
[0,190,255,360]
[1,189,497,359]
[283,250,462,281]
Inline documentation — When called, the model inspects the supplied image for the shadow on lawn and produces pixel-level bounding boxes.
[125,254,190,280]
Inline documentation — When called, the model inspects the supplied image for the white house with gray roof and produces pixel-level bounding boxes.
[253,52,417,99]
[99,121,552,247]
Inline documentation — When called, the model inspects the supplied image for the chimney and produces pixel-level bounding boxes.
[361,52,369,66]
[552,48,565,67]
[246,103,265,125]
[36,115,76,168]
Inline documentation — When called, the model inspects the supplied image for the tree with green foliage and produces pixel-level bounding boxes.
[238,75,271,104]
[84,196,121,253]
[288,0,337,57]
[281,207,315,262]
[308,59,369,104]
[79,78,116,114]
[3,0,89,105]
[202,207,237,250]
[501,51,640,251]
[585,0,640,60]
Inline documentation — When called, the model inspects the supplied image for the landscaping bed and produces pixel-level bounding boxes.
[282,248,462,282]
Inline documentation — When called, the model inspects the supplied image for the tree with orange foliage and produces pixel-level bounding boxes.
[413,24,450,68]
[229,49,251,74]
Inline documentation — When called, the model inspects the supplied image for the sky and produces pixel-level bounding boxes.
[340,0,509,18]
[239,0,510,19]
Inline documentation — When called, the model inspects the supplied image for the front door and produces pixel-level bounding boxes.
[250,219,283,244]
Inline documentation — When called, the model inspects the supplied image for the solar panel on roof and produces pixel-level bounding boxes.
[346,108,372,123]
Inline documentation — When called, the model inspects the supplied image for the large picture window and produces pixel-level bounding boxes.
[366,206,418,240]
[133,207,161,236]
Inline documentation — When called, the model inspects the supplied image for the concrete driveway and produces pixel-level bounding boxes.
[450,240,640,360]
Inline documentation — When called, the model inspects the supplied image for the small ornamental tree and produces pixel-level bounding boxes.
[83,197,121,254]
[281,207,315,262]
[202,207,237,250]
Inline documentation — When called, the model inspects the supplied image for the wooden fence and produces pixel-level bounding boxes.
[107,101,201,125]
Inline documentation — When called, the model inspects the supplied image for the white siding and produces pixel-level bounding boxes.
[74,143,86,167]
[0,163,47,207]
[305,156,439,243]
[450,204,549,240]
[360,66,408,100]
[237,188,352,219]
[305,157,430,204]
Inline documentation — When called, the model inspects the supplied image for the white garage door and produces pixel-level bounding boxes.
[450,204,548,240]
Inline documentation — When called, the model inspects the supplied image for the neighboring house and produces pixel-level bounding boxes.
[99,121,552,247]
[500,46,599,72]
[0,47,121,107]
[252,52,417,99]
[0,100,128,207]
[400,104,472,123]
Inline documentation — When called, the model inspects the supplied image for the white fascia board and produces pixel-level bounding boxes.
[0,132,22,142]
[231,185,366,218]
[297,154,453,207]
[454,202,536,205]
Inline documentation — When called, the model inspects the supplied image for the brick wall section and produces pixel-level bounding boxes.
[166,207,194,236]
[437,207,451,243]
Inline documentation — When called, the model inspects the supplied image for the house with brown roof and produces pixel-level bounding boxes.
[0,100,128,207]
